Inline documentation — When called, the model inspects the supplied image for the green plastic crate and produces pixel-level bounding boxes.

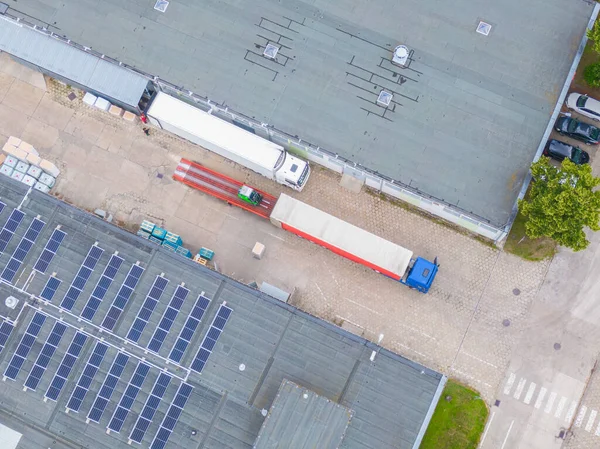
[140,220,155,233]
[151,226,167,240]
[164,232,183,246]
[198,247,214,261]
[137,229,151,239]
[162,240,178,252]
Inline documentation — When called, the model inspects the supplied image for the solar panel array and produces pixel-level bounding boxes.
[66,341,109,412]
[45,332,87,401]
[126,275,169,343]
[40,276,62,302]
[147,285,189,354]
[5,312,46,380]
[190,304,233,373]
[81,254,124,321]
[101,264,145,331]
[169,294,210,363]
[129,372,172,444]
[0,209,25,254]
[1,217,45,283]
[0,320,14,355]
[108,361,151,433]
[60,245,104,310]
[33,228,67,274]
[150,383,193,449]
[88,352,130,423]
[24,321,67,391]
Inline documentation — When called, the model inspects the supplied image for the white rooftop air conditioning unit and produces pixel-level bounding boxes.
[5,296,18,309]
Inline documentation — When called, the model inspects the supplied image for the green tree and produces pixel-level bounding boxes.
[584,61,600,88]
[588,21,600,54]
[519,157,600,251]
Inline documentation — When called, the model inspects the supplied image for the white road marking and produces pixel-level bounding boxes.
[345,298,383,316]
[504,373,516,395]
[565,401,578,424]
[500,420,514,449]
[575,406,588,427]
[544,392,557,414]
[523,382,536,404]
[554,396,567,418]
[594,418,600,436]
[450,368,493,389]
[266,232,285,242]
[479,410,495,447]
[586,410,597,432]
[534,387,547,409]
[461,352,498,369]
[514,378,526,400]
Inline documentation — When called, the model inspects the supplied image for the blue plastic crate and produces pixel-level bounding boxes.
[148,235,163,245]
[162,240,178,252]
[137,229,151,239]
[140,220,155,233]
[198,247,214,261]
[175,246,192,258]
[151,226,167,240]
[164,232,183,246]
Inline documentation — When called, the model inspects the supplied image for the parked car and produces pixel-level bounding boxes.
[554,117,600,145]
[566,93,600,121]
[543,139,589,165]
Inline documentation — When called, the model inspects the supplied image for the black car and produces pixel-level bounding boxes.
[554,117,600,145]
[543,139,589,165]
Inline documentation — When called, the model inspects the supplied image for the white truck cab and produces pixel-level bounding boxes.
[275,153,311,191]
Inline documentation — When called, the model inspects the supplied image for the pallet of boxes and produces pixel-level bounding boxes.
[1,137,59,193]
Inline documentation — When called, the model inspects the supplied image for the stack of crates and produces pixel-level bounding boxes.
[162,231,182,252]
[150,226,167,245]
[137,220,155,240]
[198,247,214,261]
[176,246,192,258]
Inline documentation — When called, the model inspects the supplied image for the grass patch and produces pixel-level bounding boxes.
[420,380,488,449]
[572,42,600,96]
[504,209,556,261]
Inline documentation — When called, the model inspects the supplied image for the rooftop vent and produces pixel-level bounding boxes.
[5,296,18,309]
[392,45,409,67]
[263,43,280,60]
[154,0,169,12]
[377,90,393,107]
[476,21,492,36]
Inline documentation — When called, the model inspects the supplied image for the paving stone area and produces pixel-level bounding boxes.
[0,53,550,401]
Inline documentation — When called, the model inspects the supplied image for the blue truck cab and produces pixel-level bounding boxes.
[401,257,439,293]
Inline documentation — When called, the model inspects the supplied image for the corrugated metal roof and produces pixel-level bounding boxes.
[0,16,147,108]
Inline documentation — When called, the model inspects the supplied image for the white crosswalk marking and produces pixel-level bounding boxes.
[594,419,600,436]
[534,387,547,409]
[523,382,536,405]
[575,406,588,427]
[544,392,557,414]
[586,410,597,432]
[565,401,578,424]
[514,378,527,400]
[554,396,567,418]
[504,373,516,395]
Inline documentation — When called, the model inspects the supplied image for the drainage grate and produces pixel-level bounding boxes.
[377,90,393,107]
[476,21,492,36]
[154,0,169,12]
[263,43,280,59]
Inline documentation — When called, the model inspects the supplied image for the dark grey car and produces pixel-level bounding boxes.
[543,139,589,165]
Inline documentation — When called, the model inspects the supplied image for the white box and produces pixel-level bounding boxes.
[27,165,42,179]
[123,111,137,122]
[39,173,56,188]
[94,97,110,111]
[21,175,36,187]
[15,161,29,173]
[4,146,28,161]
[18,142,34,153]
[40,160,60,177]
[26,153,41,166]
[0,164,13,177]
[83,92,97,106]
[10,171,24,182]
[34,182,50,193]
[4,155,17,168]
[252,242,266,259]
[7,136,21,147]
[2,143,17,153]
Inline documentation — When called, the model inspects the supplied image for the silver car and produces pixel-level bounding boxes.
[566,93,600,121]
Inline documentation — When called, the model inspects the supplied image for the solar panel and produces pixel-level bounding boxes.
[150,383,193,449]
[4,312,46,380]
[126,275,169,343]
[168,295,211,363]
[33,228,67,274]
[0,321,14,354]
[24,321,67,390]
[87,352,130,423]
[0,209,25,254]
[147,285,189,354]
[66,341,109,412]
[60,244,104,310]
[1,217,45,283]
[107,361,151,433]
[80,254,124,321]
[45,332,87,401]
[40,276,61,302]
[101,264,145,331]
[190,304,233,373]
[129,372,172,444]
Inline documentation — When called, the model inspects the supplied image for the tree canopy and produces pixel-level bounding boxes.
[519,157,600,252]
[589,21,600,55]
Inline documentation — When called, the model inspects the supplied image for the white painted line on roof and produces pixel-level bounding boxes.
[504,373,516,395]
[500,420,514,449]
[554,396,567,418]
[565,400,578,424]
[586,410,597,432]
[461,352,498,369]
[534,387,547,409]
[478,410,495,448]
[523,382,536,404]
[575,406,588,427]
[544,392,557,414]
[514,378,526,400]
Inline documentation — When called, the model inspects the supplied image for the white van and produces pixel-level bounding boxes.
[566,93,600,121]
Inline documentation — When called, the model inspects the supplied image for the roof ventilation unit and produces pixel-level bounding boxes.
[5,296,18,309]
[377,90,393,107]
[263,43,280,60]
[392,45,409,67]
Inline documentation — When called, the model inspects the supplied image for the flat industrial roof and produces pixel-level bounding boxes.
[3,0,593,225]
[0,177,444,449]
